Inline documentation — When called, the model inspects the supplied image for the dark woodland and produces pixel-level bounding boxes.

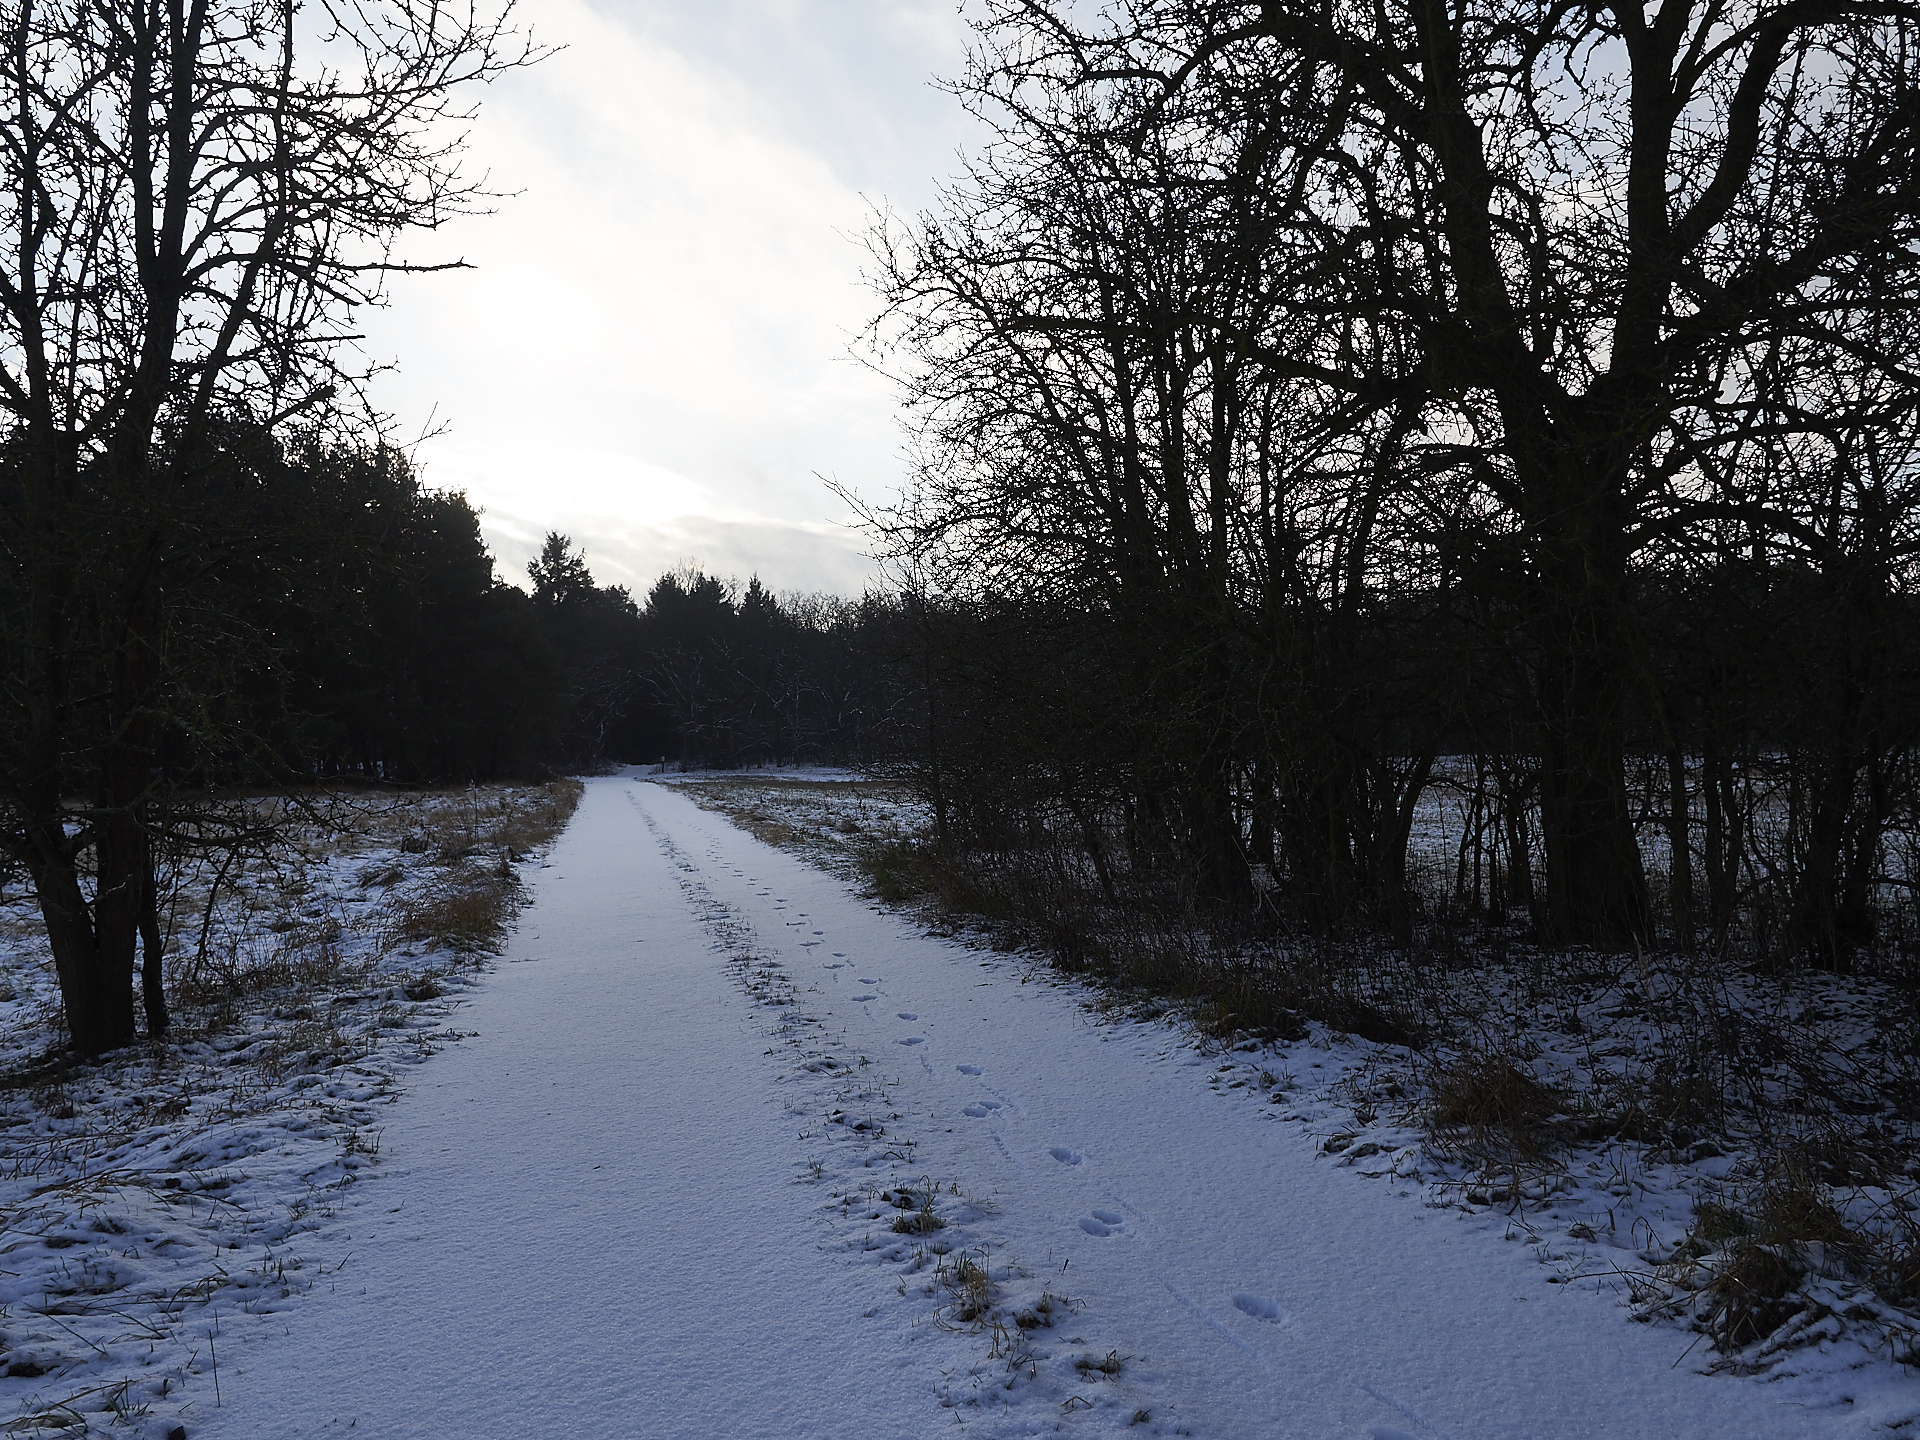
[852,0,1920,987]
[7,0,1920,1065]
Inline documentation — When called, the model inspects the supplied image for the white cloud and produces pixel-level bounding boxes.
[357,0,978,598]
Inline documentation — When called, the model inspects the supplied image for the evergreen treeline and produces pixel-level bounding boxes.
[1,428,902,795]
[109,437,903,783]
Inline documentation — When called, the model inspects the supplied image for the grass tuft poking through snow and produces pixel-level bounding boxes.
[1420,1040,1566,1178]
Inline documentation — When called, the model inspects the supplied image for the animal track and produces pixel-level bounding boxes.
[1232,1294,1286,1323]
[1078,1207,1128,1237]
[956,1065,982,1075]
[1048,1147,1083,1165]
[852,995,876,1002]
[962,1104,991,1117]
[898,1036,925,1046]
[897,1012,917,1020]
[859,978,879,985]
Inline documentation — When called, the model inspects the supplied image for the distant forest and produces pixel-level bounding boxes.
[162,440,904,783]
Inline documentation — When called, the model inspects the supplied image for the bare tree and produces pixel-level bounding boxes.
[0,0,535,1054]
[881,0,1920,946]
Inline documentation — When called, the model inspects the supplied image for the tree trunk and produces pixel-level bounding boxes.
[1371,751,1434,947]
[29,849,138,1056]
[140,844,169,1039]
[1665,747,1694,951]
[1504,798,1536,919]
[1518,455,1652,949]
[1061,784,1118,906]
[1536,704,1649,946]
[1531,584,1651,947]
[1185,747,1248,905]
[1790,752,1877,971]
[1702,747,1744,948]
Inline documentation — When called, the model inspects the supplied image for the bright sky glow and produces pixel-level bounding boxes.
[358,0,979,599]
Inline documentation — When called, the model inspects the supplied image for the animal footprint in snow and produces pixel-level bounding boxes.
[1078,1208,1126,1237]
[832,951,847,958]
[961,1100,1002,1118]
[956,1065,982,1076]
[1048,1147,1083,1165]
[897,1012,918,1020]
[859,978,879,985]
[852,995,876,1002]
[1232,1294,1287,1323]
[898,1036,925,1045]
[823,962,845,969]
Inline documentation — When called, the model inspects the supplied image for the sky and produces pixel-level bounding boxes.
[357,0,983,601]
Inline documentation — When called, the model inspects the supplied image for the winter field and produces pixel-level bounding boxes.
[1,772,1916,1437]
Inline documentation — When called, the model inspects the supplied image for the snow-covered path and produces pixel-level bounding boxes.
[206,777,1864,1439]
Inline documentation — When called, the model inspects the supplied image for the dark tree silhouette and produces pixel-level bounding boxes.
[0,0,534,1054]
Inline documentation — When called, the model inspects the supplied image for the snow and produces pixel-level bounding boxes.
[7,783,1912,1436]
[161,776,1912,1438]
[0,786,568,1437]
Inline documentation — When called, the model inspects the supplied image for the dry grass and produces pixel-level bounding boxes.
[388,867,515,953]
[1672,1152,1887,1350]
[938,1248,995,1325]
[1755,1158,1860,1256]
[377,778,584,862]
[0,779,590,1436]
[1701,1244,1809,1349]
[887,1178,947,1235]
[1074,1350,1125,1379]
[1421,1042,1566,1178]
[851,830,1433,1053]
[166,779,582,1014]
[173,905,368,1007]
[1882,1226,1920,1307]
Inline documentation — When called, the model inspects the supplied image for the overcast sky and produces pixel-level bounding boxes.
[358,0,981,600]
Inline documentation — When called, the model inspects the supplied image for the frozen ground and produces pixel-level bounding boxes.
[0,784,576,1438]
[133,776,1919,1438]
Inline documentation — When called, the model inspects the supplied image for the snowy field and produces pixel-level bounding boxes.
[3,773,1916,1437]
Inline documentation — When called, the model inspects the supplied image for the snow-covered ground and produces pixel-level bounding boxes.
[67,775,1909,1438]
[0,784,577,1438]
